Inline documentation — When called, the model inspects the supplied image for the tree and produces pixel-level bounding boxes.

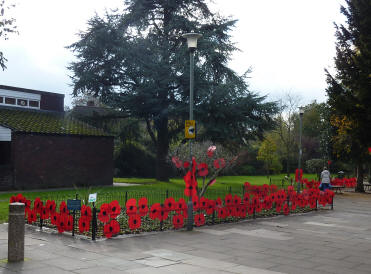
[274,93,300,176]
[0,0,17,70]
[325,0,371,192]
[256,135,282,176]
[68,0,278,181]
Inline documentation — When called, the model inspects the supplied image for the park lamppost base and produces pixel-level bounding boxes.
[187,200,193,230]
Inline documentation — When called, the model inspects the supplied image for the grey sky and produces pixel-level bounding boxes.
[0,0,345,107]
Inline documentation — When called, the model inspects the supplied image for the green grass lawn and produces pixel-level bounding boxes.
[0,173,316,223]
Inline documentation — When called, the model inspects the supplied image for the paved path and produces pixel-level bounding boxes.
[1,192,371,273]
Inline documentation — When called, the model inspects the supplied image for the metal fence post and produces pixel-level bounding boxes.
[92,202,97,241]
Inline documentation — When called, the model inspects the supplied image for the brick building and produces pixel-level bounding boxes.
[0,85,113,190]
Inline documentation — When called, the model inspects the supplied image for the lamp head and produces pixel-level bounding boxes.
[182,33,202,50]
[299,107,304,116]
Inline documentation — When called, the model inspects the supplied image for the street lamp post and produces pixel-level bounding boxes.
[183,32,202,231]
[297,107,304,193]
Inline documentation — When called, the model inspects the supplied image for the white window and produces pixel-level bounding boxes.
[0,89,40,109]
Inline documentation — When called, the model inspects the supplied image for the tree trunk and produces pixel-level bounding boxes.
[155,117,169,182]
[355,162,365,193]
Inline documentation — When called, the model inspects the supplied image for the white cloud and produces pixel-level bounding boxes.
[0,0,345,107]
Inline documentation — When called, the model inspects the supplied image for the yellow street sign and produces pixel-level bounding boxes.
[185,120,196,139]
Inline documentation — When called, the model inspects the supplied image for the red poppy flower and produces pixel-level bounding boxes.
[57,214,68,233]
[291,201,297,211]
[213,158,226,169]
[205,199,215,215]
[192,196,199,211]
[149,203,161,220]
[181,209,188,219]
[59,201,68,215]
[247,203,254,215]
[159,205,169,221]
[138,197,149,216]
[78,216,90,233]
[243,193,250,205]
[194,213,205,227]
[184,183,197,197]
[215,197,223,208]
[283,203,290,215]
[276,203,282,213]
[103,219,120,238]
[263,196,272,210]
[164,197,176,211]
[207,146,216,158]
[40,206,49,220]
[183,161,190,168]
[172,156,182,168]
[27,209,37,224]
[199,197,208,210]
[110,200,121,219]
[184,171,197,197]
[34,197,43,214]
[128,214,141,230]
[25,199,31,209]
[175,198,187,214]
[172,214,184,229]
[98,203,111,223]
[66,214,73,231]
[81,205,92,220]
[239,205,247,218]
[197,163,209,177]
[218,207,228,219]
[51,212,59,225]
[233,195,241,206]
[126,198,137,216]
[224,194,233,207]
[46,200,56,214]
[295,168,303,182]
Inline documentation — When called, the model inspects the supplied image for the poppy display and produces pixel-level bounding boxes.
[34,197,43,214]
[110,200,121,218]
[103,219,120,238]
[233,195,241,206]
[98,203,111,223]
[159,205,169,221]
[81,205,92,220]
[57,214,68,233]
[149,203,161,220]
[175,198,187,214]
[194,213,205,227]
[205,199,215,215]
[224,194,233,207]
[59,201,68,215]
[27,209,37,224]
[197,163,209,177]
[283,203,290,215]
[199,197,208,210]
[164,197,176,211]
[78,217,90,233]
[128,214,141,230]
[172,214,184,229]
[40,206,50,220]
[218,207,228,219]
[126,199,137,216]
[51,212,59,225]
[192,196,199,211]
[138,197,149,216]
[46,200,56,214]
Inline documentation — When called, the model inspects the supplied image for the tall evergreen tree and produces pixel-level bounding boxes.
[325,0,371,192]
[68,0,278,181]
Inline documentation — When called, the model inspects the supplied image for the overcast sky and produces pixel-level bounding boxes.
[0,0,345,107]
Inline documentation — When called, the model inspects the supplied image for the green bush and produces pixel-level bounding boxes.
[114,142,156,178]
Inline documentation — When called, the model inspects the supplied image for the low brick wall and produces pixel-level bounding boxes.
[11,133,113,189]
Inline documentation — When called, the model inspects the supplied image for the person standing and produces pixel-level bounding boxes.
[320,167,331,191]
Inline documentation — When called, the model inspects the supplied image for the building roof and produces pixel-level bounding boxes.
[0,107,112,137]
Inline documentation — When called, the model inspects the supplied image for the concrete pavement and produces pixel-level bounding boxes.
[0,192,371,274]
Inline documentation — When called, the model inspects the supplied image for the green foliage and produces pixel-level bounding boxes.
[325,0,371,191]
[67,0,278,180]
[0,0,17,70]
[114,142,156,178]
[256,135,282,175]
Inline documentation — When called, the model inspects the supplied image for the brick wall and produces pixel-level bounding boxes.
[11,133,113,189]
